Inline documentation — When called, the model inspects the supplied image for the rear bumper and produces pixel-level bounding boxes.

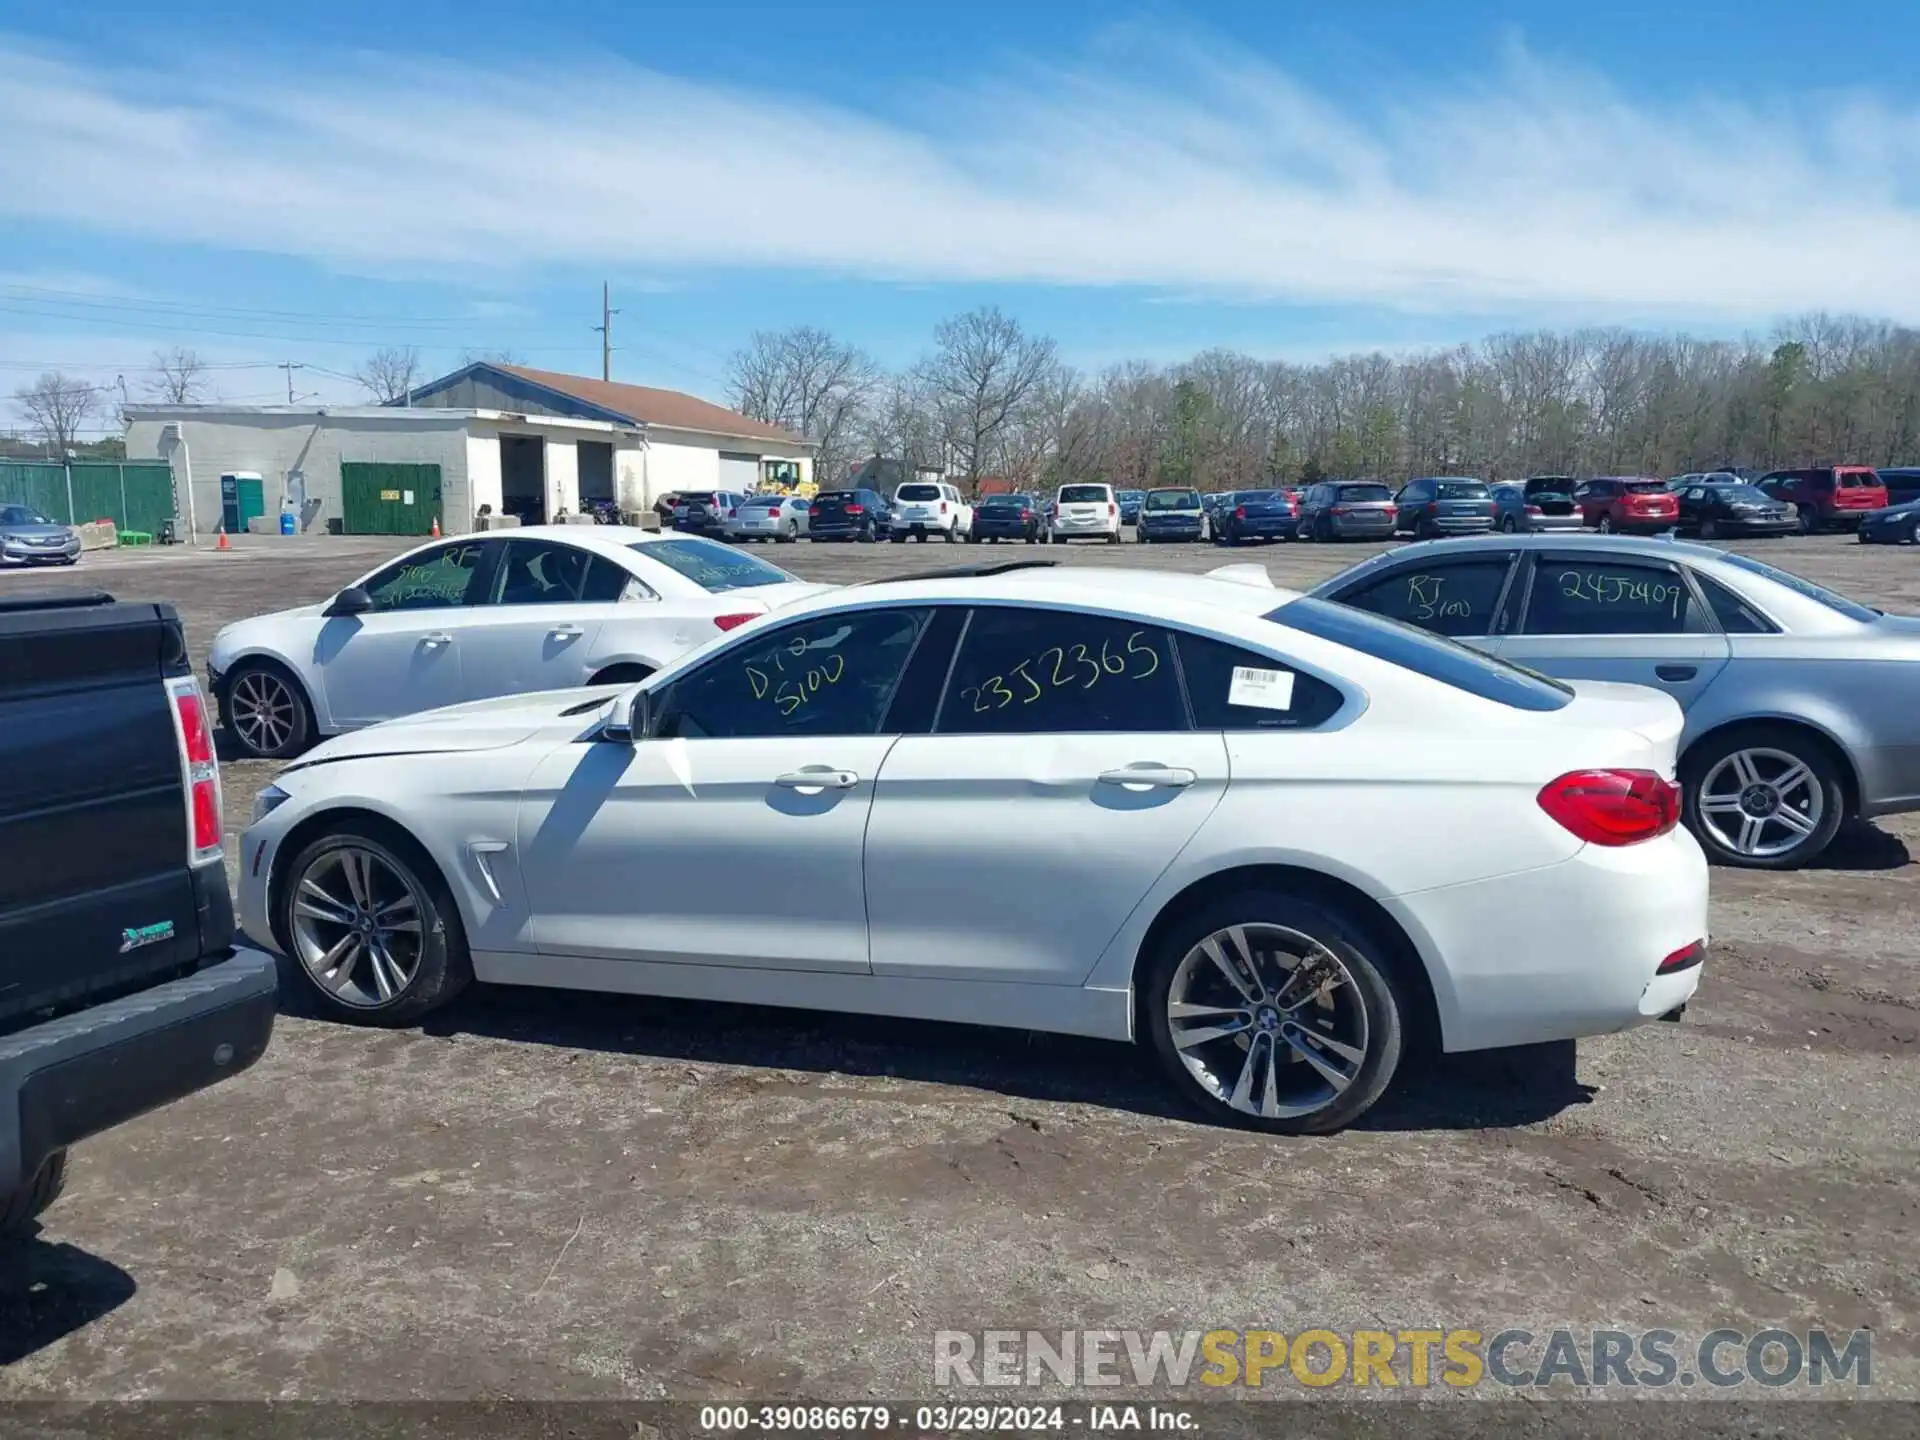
[0,948,278,1192]
[1139,520,1204,539]
[1525,514,1584,532]
[1329,516,1396,537]
[1612,517,1678,533]
[1226,518,1298,538]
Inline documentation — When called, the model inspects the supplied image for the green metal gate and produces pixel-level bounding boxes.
[340,463,443,535]
[0,461,176,534]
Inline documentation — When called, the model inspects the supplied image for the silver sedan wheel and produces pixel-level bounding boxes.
[290,847,425,1008]
[1697,746,1824,859]
[1165,923,1370,1121]
[230,669,297,754]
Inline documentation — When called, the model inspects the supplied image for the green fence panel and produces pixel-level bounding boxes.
[0,461,175,532]
[340,462,443,535]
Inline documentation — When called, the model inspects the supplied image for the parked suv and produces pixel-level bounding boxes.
[1574,477,1680,534]
[1047,482,1121,543]
[1297,480,1397,541]
[1392,477,1497,538]
[890,481,971,543]
[672,491,744,538]
[1877,467,1920,507]
[807,488,890,542]
[0,591,277,1236]
[1756,466,1889,533]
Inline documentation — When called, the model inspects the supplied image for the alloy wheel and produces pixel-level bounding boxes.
[290,846,427,1008]
[1696,746,1825,860]
[1165,923,1370,1121]
[231,669,297,754]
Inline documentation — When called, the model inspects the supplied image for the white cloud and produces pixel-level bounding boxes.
[2,29,1919,321]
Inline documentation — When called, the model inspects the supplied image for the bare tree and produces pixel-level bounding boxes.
[147,347,209,404]
[727,326,880,486]
[458,347,525,367]
[12,372,99,455]
[918,307,1057,492]
[354,346,424,404]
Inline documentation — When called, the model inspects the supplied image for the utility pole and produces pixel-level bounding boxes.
[593,282,620,382]
[279,361,304,403]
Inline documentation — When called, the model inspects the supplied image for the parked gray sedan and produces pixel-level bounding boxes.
[1308,534,1920,869]
[0,504,81,566]
[726,492,810,543]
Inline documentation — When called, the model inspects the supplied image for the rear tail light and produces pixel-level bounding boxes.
[939,501,948,514]
[1331,505,1350,514]
[1109,501,1118,516]
[1537,769,1680,846]
[1234,506,1247,519]
[1526,505,1544,516]
[168,677,223,864]
[713,612,760,631]
[1657,941,1705,975]
[845,503,864,514]
[1020,509,1032,520]
[726,508,737,518]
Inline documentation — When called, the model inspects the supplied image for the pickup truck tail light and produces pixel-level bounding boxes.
[713,612,760,631]
[1537,770,1680,846]
[167,677,224,864]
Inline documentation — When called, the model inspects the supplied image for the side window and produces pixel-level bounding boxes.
[653,608,929,740]
[360,542,488,612]
[580,555,654,603]
[1178,632,1345,730]
[1694,573,1777,635]
[1684,487,1707,502]
[1334,559,1517,639]
[1522,559,1706,636]
[489,539,593,606]
[936,607,1185,735]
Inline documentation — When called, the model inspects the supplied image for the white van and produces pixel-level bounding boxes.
[891,481,972,543]
[1048,482,1121,543]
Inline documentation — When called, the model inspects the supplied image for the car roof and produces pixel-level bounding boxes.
[795,563,1296,622]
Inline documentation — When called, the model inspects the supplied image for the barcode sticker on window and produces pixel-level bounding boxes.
[1228,665,1295,711]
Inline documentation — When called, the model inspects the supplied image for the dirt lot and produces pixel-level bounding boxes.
[2,529,1916,1409]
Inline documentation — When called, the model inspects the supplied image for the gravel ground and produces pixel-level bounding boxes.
[1,528,1916,1408]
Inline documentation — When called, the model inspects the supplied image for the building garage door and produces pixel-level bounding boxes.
[718,451,760,493]
[341,462,443,535]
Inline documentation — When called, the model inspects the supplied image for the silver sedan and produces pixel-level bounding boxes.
[726,493,810,543]
[1307,534,1920,869]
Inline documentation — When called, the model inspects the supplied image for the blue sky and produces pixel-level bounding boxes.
[3,0,1918,433]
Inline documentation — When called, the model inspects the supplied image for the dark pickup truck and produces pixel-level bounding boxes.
[0,591,276,1235]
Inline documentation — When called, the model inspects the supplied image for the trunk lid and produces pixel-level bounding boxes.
[1557,680,1686,774]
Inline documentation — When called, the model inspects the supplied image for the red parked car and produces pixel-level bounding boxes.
[1756,466,1889,533]
[1573,476,1681,534]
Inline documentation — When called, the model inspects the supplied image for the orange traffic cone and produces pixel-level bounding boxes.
[430,517,441,538]
[216,525,230,551]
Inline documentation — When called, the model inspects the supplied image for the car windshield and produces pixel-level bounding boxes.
[1713,553,1881,621]
[1338,484,1394,502]
[1715,484,1774,504]
[0,505,52,525]
[630,537,797,592]
[1145,490,1201,510]
[1434,481,1490,499]
[1266,597,1574,711]
[897,484,942,501]
[1059,485,1109,504]
[1624,480,1669,495]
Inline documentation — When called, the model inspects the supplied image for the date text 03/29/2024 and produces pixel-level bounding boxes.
[696,1405,1194,1434]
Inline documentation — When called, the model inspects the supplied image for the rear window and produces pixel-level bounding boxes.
[1265,597,1574,712]
[815,491,859,503]
[679,493,719,506]
[1145,490,1201,510]
[1713,553,1880,622]
[1059,485,1109,504]
[980,495,1028,508]
[897,484,942,501]
[1337,484,1393,502]
[1715,485,1773,504]
[630,538,797,592]
[1524,478,1574,496]
[1624,480,1669,495]
[1234,490,1286,504]
[1837,469,1881,488]
[1434,481,1490,500]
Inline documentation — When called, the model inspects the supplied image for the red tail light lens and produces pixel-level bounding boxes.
[844,503,864,514]
[939,501,948,514]
[1020,508,1032,519]
[1526,505,1544,516]
[1234,506,1247,519]
[713,612,760,631]
[168,677,223,863]
[1657,941,1705,975]
[1108,501,1117,516]
[1538,770,1680,846]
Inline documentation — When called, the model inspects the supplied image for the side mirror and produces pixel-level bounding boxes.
[324,586,373,617]
[602,685,651,745]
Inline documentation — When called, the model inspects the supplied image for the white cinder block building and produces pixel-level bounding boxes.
[123,362,812,537]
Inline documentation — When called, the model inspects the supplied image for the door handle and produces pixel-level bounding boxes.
[548,625,584,640]
[1655,664,1697,682]
[421,632,453,647]
[1098,765,1198,790]
[774,768,859,792]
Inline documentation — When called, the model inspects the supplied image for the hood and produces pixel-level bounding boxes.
[208,602,329,665]
[0,521,74,539]
[282,685,624,772]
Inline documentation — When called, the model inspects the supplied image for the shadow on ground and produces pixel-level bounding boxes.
[345,981,1601,1133]
[1809,819,1912,872]
[0,1229,137,1364]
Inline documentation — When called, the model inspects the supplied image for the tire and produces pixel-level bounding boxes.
[1107,529,1121,544]
[779,520,798,543]
[1798,508,1818,535]
[277,824,473,1024]
[944,524,959,544]
[1597,515,1615,535]
[1500,515,1518,534]
[1140,889,1406,1135]
[1680,724,1848,870]
[222,659,315,760]
[1698,517,1720,541]
[0,1150,68,1238]
[1911,518,1920,546]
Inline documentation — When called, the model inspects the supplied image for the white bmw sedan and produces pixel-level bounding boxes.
[237,561,1708,1134]
[208,526,829,758]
